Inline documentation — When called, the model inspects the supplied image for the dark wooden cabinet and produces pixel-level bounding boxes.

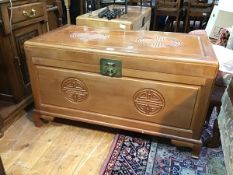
[14,23,45,95]
[0,0,63,103]
[0,0,48,103]
[0,0,63,131]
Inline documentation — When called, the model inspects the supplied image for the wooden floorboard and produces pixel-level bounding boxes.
[0,112,115,175]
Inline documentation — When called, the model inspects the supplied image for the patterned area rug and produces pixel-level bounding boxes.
[100,135,226,175]
[100,109,227,175]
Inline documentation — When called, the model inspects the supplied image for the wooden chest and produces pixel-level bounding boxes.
[25,25,218,157]
[76,5,151,30]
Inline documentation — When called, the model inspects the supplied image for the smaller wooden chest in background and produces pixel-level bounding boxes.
[76,5,151,31]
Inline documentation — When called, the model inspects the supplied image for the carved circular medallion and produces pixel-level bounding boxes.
[61,78,88,103]
[133,89,165,116]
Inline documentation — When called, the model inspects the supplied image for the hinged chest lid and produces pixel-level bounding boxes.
[25,25,218,78]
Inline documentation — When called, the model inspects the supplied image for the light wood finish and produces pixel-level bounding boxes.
[0,113,115,175]
[37,66,199,129]
[76,5,151,31]
[24,25,218,157]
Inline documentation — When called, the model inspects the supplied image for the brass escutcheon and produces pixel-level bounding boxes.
[100,58,122,77]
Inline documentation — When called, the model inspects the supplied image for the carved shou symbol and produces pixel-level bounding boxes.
[61,78,88,103]
[134,88,165,116]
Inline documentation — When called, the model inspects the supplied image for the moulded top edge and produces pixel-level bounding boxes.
[25,25,218,66]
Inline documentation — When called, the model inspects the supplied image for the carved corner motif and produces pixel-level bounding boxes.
[61,77,88,103]
[133,88,165,116]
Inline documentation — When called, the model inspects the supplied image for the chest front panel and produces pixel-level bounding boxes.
[35,64,199,129]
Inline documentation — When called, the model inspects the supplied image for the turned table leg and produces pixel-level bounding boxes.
[171,139,202,159]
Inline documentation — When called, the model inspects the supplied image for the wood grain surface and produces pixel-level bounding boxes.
[0,113,114,175]
[24,25,218,157]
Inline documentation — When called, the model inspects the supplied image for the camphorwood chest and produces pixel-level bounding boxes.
[25,25,218,157]
[76,5,151,31]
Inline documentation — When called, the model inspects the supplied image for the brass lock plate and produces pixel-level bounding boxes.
[100,58,122,77]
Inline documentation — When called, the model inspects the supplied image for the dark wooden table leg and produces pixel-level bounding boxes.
[206,119,221,148]
[0,157,6,175]
[0,115,4,138]
[203,85,225,148]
